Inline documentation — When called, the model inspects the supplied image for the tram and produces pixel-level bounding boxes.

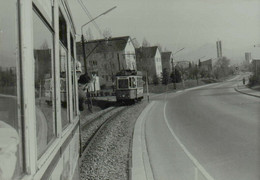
[115,70,144,103]
[0,1,80,179]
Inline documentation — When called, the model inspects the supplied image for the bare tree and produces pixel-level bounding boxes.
[85,27,94,41]
[41,40,49,49]
[142,38,150,47]
[155,43,162,52]
[132,39,140,48]
[103,28,112,39]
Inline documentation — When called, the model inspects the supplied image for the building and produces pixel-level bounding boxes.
[251,59,260,78]
[76,36,136,87]
[175,61,190,69]
[200,59,213,71]
[135,46,162,82]
[216,40,222,58]
[161,52,173,73]
[245,52,251,63]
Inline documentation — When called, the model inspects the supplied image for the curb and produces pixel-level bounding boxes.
[131,102,155,180]
[234,87,260,98]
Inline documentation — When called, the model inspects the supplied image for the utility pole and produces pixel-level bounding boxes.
[172,48,185,90]
[81,35,87,73]
[80,6,116,73]
[117,53,121,71]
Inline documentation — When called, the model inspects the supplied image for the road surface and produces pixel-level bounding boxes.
[144,77,260,180]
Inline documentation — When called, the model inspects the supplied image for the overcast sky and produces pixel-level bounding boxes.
[68,0,260,62]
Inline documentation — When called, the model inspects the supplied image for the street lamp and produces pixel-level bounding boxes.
[171,48,185,89]
[81,6,117,73]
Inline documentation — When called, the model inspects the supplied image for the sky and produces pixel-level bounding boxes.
[68,0,260,63]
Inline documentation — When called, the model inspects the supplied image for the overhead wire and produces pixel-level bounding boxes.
[78,0,104,38]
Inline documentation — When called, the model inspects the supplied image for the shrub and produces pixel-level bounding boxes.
[153,75,159,85]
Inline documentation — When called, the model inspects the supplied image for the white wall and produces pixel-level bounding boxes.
[154,48,162,77]
[124,38,137,70]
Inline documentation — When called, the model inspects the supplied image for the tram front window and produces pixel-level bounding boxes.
[118,79,129,89]
[0,1,24,179]
[33,11,55,159]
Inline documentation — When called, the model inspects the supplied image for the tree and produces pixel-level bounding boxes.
[155,43,162,52]
[142,38,150,47]
[103,28,112,39]
[170,68,182,83]
[198,59,201,67]
[132,39,140,48]
[41,40,49,49]
[152,74,159,85]
[213,56,231,79]
[161,68,169,85]
[85,27,94,41]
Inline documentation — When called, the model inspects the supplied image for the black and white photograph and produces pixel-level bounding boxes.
[0,0,260,179]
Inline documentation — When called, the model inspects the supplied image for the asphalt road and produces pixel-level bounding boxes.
[144,77,260,180]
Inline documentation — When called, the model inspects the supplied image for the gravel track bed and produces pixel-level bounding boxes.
[80,102,148,180]
[80,106,115,126]
[80,107,125,152]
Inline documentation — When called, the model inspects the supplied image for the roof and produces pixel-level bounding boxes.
[76,36,130,55]
[161,52,172,60]
[201,59,212,65]
[135,46,158,58]
[116,69,142,76]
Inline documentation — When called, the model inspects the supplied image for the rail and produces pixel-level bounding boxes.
[79,106,127,160]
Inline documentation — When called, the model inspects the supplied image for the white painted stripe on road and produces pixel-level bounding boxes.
[163,101,215,180]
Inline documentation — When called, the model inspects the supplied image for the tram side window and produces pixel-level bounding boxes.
[60,45,70,128]
[33,11,56,159]
[59,10,70,128]
[0,1,24,179]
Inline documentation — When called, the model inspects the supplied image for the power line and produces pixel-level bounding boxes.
[78,0,104,38]
[78,0,103,37]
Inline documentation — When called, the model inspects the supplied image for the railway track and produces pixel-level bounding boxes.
[79,106,128,159]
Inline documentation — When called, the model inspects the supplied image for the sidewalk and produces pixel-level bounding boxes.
[234,83,260,98]
[131,102,155,180]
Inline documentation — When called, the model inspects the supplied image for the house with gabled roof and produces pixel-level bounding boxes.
[76,36,136,87]
[135,46,162,82]
[161,51,173,73]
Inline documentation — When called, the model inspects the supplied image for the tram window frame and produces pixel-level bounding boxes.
[58,8,72,131]
[70,33,77,119]
[32,7,57,160]
[59,43,70,130]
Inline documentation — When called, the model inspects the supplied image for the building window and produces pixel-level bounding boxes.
[0,1,24,179]
[33,10,56,159]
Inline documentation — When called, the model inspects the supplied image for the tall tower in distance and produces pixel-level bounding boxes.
[216,40,222,58]
[245,52,251,63]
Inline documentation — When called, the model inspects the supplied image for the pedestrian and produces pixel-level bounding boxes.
[243,77,245,85]
[78,73,90,111]
[78,83,86,111]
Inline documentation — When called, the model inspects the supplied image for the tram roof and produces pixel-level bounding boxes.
[116,69,142,76]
